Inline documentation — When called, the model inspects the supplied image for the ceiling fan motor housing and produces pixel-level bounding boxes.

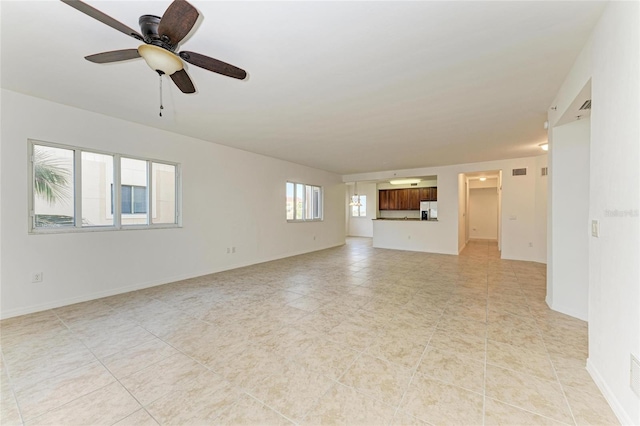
[139,15,174,51]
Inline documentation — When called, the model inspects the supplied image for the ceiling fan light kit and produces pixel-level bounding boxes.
[138,44,183,76]
[60,0,247,108]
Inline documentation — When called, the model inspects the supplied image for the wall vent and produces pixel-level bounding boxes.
[631,354,640,398]
[541,167,548,176]
[512,168,527,176]
[411,183,418,186]
[579,99,592,110]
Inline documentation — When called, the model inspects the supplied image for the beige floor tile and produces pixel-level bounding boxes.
[416,347,485,393]
[484,397,570,425]
[26,382,140,426]
[215,393,294,425]
[210,344,288,390]
[2,239,614,426]
[1,368,22,426]
[15,361,115,421]
[486,338,556,381]
[549,354,601,395]
[391,410,430,425]
[427,328,486,361]
[339,353,413,407]
[100,338,181,379]
[485,364,574,424]
[436,313,487,339]
[251,362,335,421]
[366,327,428,369]
[74,324,157,359]
[398,374,483,425]
[6,340,96,392]
[326,318,378,352]
[146,370,240,425]
[303,382,397,425]
[563,384,620,426]
[293,338,359,380]
[119,353,208,406]
[112,409,159,426]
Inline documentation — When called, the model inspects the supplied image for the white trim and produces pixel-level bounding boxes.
[586,358,633,425]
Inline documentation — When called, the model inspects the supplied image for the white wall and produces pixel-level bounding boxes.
[346,181,376,237]
[0,90,345,319]
[344,154,548,262]
[469,188,498,240]
[548,118,590,321]
[548,2,640,423]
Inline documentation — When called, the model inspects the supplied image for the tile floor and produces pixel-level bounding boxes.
[0,239,620,425]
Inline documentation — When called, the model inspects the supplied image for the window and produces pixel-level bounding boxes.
[112,185,147,214]
[286,181,322,221]
[29,140,180,233]
[351,195,367,217]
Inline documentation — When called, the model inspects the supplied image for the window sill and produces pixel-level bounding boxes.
[29,223,181,235]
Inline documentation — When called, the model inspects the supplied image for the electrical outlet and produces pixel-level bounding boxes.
[232,247,236,254]
[226,247,230,254]
[31,272,43,283]
[591,220,599,237]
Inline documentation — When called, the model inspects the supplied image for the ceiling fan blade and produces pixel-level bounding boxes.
[179,51,247,80]
[158,0,199,46]
[60,0,143,41]
[85,49,141,64]
[170,69,196,93]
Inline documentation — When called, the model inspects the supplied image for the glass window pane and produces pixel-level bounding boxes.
[133,186,147,214]
[34,145,74,228]
[81,152,113,227]
[286,182,294,220]
[152,162,176,224]
[121,158,148,225]
[295,183,304,220]
[359,195,367,217]
[121,185,132,214]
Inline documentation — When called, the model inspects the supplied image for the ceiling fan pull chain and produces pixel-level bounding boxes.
[159,73,164,117]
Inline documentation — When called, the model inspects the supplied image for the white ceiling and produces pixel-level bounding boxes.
[1,1,605,175]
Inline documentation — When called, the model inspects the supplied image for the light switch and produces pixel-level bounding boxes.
[591,220,599,237]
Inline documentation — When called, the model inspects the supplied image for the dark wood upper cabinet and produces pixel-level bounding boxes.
[379,187,436,210]
[419,187,438,202]
[408,188,420,210]
[397,189,410,210]
[388,190,398,210]
[379,190,389,210]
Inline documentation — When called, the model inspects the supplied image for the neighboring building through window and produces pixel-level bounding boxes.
[286,181,323,221]
[351,195,367,217]
[29,140,180,232]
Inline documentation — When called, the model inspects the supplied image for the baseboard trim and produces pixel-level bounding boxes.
[586,358,634,425]
[0,242,345,320]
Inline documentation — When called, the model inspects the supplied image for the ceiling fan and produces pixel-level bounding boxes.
[60,0,247,94]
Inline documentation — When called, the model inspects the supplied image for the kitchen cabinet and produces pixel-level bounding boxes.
[379,190,389,210]
[419,187,438,202]
[408,188,420,210]
[397,189,410,210]
[379,187,436,210]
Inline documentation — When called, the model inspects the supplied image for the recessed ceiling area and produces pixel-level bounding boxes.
[0,1,606,175]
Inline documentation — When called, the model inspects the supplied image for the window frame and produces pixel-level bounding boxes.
[351,195,367,218]
[286,181,323,222]
[28,139,182,234]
